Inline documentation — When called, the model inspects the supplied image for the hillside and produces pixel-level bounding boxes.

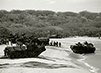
[0,10,101,38]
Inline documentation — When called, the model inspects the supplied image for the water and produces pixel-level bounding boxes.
[84,40,101,73]
[50,37,101,73]
[0,37,101,73]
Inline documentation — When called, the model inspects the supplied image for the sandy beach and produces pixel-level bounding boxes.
[0,37,101,73]
[0,67,91,73]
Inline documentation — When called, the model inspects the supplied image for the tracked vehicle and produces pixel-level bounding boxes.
[4,44,46,59]
[70,41,96,54]
[3,37,49,59]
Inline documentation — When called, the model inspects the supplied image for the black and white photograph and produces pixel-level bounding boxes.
[0,0,101,73]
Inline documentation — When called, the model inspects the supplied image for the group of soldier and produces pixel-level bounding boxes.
[49,41,61,47]
[75,41,93,47]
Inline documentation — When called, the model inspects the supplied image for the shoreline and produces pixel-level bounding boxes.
[0,37,101,73]
[50,37,101,73]
[77,55,99,73]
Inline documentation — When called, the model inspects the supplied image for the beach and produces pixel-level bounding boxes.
[0,37,101,73]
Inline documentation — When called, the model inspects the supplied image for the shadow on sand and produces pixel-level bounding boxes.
[21,61,76,69]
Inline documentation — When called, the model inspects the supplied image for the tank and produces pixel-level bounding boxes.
[70,42,96,54]
[4,44,46,59]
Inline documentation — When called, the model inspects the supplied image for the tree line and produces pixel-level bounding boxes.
[0,10,101,39]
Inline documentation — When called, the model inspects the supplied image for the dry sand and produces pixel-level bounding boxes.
[0,67,90,73]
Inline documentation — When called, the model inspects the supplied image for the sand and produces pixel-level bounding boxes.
[0,67,90,73]
[0,37,100,73]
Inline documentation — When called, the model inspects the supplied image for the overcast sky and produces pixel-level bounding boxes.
[0,0,101,12]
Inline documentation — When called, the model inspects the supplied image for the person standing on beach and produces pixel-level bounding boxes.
[59,42,61,47]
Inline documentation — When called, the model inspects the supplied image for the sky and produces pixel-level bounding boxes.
[0,0,101,12]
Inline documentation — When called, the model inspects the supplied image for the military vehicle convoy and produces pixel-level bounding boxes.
[70,41,96,54]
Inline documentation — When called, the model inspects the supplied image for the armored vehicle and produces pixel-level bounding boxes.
[4,41,46,59]
[70,41,96,54]
[4,44,46,59]
[3,36,50,59]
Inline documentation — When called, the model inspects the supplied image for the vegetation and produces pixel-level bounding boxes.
[0,10,101,38]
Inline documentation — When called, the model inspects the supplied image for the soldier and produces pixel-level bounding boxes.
[16,37,23,47]
[53,41,56,46]
[59,42,61,47]
[76,42,82,46]
[49,41,53,46]
[4,47,9,56]
[84,41,88,45]
[56,41,58,47]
